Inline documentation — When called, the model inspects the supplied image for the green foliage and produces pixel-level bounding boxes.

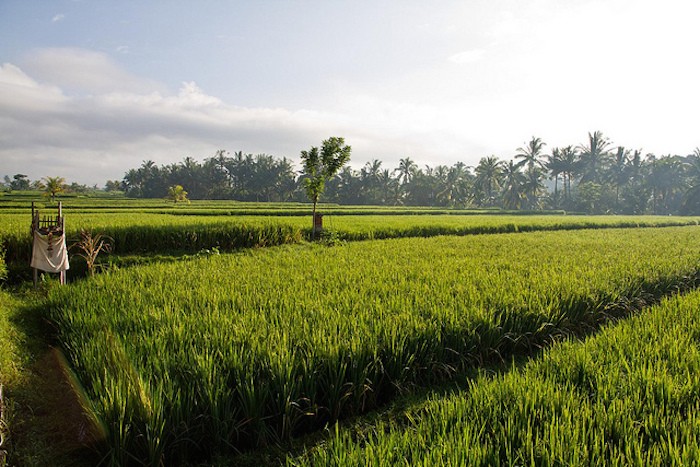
[0,245,6,283]
[1,205,700,267]
[291,290,700,466]
[41,176,65,203]
[165,185,189,204]
[301,137,351,228]
[0,290,26,465]
[317,230,345,247]
[45,227,700,463]
[8,175,29,191]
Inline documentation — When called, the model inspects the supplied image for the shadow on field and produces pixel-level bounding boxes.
[4,290,103,466]
[235,282,697,467]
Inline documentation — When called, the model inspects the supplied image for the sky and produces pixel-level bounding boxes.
[1,0,699,186]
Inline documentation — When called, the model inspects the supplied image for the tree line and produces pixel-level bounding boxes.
[4,131,700,215]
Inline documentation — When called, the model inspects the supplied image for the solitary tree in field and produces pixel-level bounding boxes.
[166,184,190,204]
[301,137,351,237]
[42,176,65,202]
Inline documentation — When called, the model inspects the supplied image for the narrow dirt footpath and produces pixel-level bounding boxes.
[1,290,100,466]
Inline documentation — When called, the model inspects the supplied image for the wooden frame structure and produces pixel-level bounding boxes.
[31,201,66,286]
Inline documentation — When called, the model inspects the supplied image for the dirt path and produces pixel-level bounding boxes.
[10,347,102,466]
[2,291,102,466]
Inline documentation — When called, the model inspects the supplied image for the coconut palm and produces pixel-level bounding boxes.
[606,146,631,211]
[515,136,546,172]
[515,136,547,207]
[474,156,504,207]
[577,131,611,184]
[42,176,65,202]
[166,184,190,204]
[395,157,417,186]
[646,155,686,214]
[545,148,564,201]
[557,146,579,201]
[501,161,526,209]
[523,167,546,209]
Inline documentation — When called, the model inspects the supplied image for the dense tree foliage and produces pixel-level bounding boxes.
[3,133,700,215]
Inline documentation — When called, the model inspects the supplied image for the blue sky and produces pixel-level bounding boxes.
[1,0,699,185]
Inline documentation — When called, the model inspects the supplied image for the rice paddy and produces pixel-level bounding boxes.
[289,289,700,466]
[46,227,700,464]
[2,194,700,465]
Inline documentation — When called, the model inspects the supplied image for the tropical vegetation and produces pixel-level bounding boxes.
[3,132,700,215]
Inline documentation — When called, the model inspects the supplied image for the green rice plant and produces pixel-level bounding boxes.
[0,213,307,265]
[44,226,700,463]
[0,290,28,466]
[2,207,699,267]
[0,245,6,283]
[289,289,700,466]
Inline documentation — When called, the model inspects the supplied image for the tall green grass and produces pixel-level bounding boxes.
[46,227,700,464]
[290,289,700,466]
[0,290,23,466]
[0,213,305,265]
[2,209,699,266]
[0,246,6,283]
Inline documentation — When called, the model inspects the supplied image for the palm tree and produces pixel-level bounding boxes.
[646,154,685,214]
[42,176,65,202]
[515,137,546,207]
[360,159,383,203]
[395,157,417,186]
[474,156,504,207]
[436,163,469,207]
[606,146,631,212]
[577,131,611,184]
[515,136,546,172]
[377,169,399,205]
[523,167,546,209]
[333,166,359,204]
[501,161,526,209]
[166,184,189,203]
[551,146,579,202]
[545,148,564,202]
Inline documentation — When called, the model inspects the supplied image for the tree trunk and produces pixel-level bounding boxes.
[311,196,318,240]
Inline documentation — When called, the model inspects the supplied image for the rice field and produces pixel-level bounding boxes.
[5,194,700,464]
[45,226,700,464]
[2,203,699,264]
[289,289,700,466]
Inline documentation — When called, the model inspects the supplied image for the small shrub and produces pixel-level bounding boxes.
[70,230,114,276]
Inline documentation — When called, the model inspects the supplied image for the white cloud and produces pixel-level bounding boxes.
[2,48,493,185]
[0,62,67,113]
[0,52,369,184]
[448,49,485,65]
[51,14,65,23]
[21,48,165,95]
[3,9,700,191]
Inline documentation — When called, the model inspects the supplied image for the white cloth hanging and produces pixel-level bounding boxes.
[30,230,70,272]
